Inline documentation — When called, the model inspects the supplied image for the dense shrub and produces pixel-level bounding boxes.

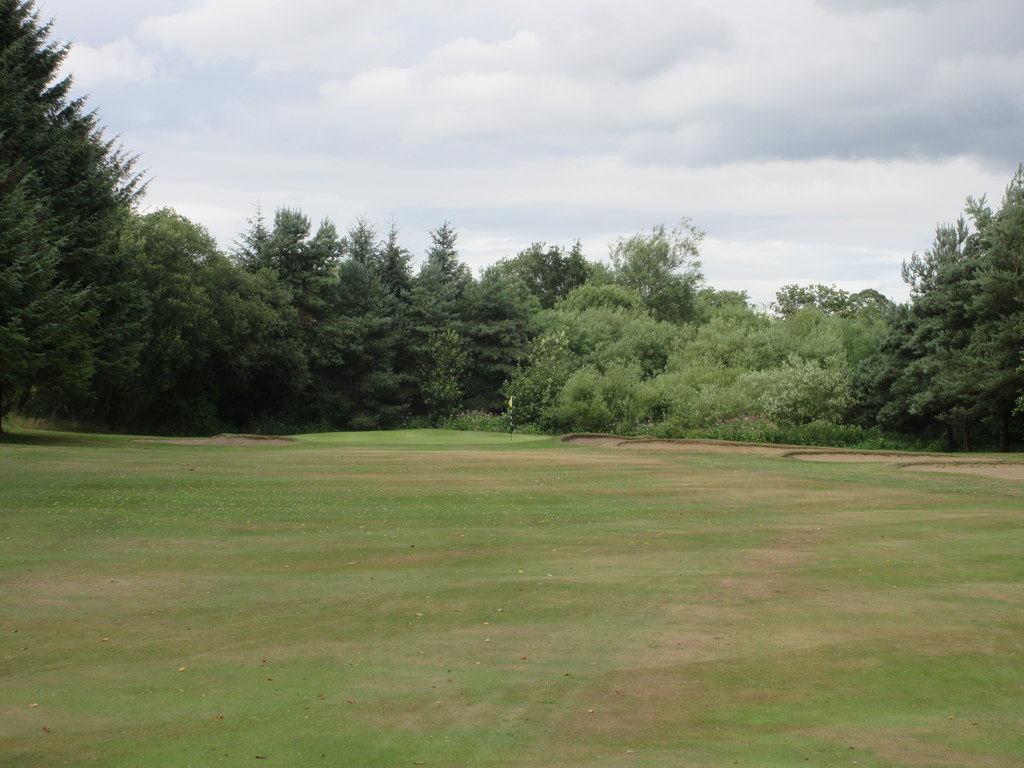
[438,410,548,435]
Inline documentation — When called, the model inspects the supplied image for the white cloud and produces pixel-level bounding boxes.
[136,0,410,72]
[34,0,1024,306]
[63,39,159,86]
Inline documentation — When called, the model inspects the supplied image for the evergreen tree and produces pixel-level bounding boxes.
[419,221,470,291]
[961,169,1024,450]
[1,0,145,424]
[376,222,414,300]
[231,204,270,271]
[460,266,538,411]
[345,217,378,266]
[0,162,90,429]
[860,168,1024,452]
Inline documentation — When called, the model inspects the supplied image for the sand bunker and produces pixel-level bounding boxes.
[561,435,806,457]
[904,462,1024,480]
[561,435,627,448]
[789,451,933,463]
[133,435,293,446]
[560,434,1024,480]
[619,439,791,456]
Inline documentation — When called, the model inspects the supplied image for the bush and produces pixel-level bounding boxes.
[695,419,935,450]
[438,410,549,435]
[548,363,658,434]
[736,355,853,426]
[699,416,778,443]
[438,410,508,433]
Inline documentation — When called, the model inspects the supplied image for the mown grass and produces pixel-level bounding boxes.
[1,429,1022,767]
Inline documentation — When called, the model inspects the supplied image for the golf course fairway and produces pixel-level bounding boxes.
[1,429,1022,767]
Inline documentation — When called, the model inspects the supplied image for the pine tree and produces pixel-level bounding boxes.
[1,0,145,424]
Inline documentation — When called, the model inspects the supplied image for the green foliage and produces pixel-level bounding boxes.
[408,222,471,363]
[556,282,643,313]
[0,0,144,424]
[691,287,752,323]
[419,221,471,292]
[0,161,80,428]
[437,409,508,432]
[436,409,547,434]
[609,220,704,323]
[502,331,575,427]
[420,328,469,421]
[543,303,678,377]
[231,205,270,270]
[772,283,893,319]
[9,3,1016,452]
[373,222,414,300]
[737,354,854,425]
[460,267,538,412]
[493,240,593,309]
[643,367,756,431]
[858,167,1024,451]
[549,362,660,434]
[695,419,931,449]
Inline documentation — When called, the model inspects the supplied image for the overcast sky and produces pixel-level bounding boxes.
[38,0,1024,304]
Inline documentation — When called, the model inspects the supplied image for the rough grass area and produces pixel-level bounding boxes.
[1,429,1022,767]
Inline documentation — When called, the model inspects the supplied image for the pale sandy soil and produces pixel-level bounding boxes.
[561,435,792,456]
[904,463,1024,480]
[560,434,1024,479]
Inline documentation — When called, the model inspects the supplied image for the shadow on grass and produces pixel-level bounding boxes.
[0,428,112,447]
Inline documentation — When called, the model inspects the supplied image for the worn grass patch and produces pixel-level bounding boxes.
[1,429,1022,767]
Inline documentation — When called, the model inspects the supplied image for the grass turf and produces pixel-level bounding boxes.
[1,429,1022,767]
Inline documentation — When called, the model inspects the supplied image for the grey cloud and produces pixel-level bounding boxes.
[817,0,1024,55]
[815,0,946,13]
[549,1,733,80]
[620,94,1022,170]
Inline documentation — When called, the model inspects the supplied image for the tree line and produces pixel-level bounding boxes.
[2,1,1022,449]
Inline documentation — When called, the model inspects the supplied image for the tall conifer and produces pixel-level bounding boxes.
[1,0,145,424]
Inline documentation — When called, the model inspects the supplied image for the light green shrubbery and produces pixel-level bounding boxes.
[736,354,854,426]
[548,363,652,434]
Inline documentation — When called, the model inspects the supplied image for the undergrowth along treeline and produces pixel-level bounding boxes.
[2,0,1023,450]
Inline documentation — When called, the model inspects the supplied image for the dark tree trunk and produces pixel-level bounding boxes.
[998,409,1011,453]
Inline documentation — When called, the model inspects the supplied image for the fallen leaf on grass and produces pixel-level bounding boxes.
[178,666,187,672]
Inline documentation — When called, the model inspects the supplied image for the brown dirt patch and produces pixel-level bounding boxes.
[560,434,794,456]
[789,451,931,463]
[561,435,1024,480]
[559,434,632,448]
[132,435,294,446]
[904,462,1024,480]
